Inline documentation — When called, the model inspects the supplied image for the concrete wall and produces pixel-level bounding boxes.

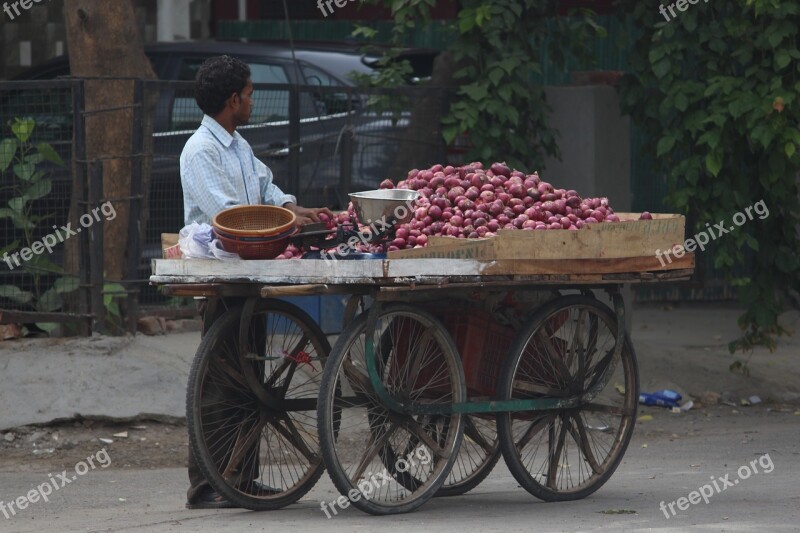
[542,85,631,212]
[0,0,211,80]
[543,85,634,327]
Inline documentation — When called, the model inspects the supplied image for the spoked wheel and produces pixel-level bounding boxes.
[496,295,639,502]
[436,414,500,496]
[317,303,466,515]
[374,328,500,498]
[187,299,331,510]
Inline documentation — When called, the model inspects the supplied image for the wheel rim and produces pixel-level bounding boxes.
[196,307,327,502]
[500,300,637,497]
[321,308,464,510]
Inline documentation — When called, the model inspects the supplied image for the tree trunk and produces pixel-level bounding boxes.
[63,0,156,332]
[386,51,460,179]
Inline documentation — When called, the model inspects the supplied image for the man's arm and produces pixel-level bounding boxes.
[254,158,333,225]
[254,158,297,207]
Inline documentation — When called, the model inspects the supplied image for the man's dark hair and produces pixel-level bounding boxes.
[194,55,251,116]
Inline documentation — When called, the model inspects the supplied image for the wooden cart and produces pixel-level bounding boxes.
[151,240,693,515]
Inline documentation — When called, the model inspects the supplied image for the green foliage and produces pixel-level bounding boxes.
[352,0,604,171]
[616,0,800,351]
[0,117,74,328]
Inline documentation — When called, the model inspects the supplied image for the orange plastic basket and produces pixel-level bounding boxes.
[212,205,296,237]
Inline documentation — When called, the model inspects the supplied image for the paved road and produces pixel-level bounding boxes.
[0,407,797,532]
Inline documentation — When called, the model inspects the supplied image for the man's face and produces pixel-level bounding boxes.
[233,79,254,126]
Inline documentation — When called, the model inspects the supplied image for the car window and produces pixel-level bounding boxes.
[249,63,290,123]
[300,65,341,87]
[171,58,290,129]
[300,64,354,114]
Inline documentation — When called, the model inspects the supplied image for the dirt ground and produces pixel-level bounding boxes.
[1,302,798,475]
[0,419,189,473]
[2,401,798,475]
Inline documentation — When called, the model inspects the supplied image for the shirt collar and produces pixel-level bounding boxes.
[201,115,242,148]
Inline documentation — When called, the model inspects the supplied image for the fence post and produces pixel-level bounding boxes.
[338,86,355,208]
[72,80,91,336]
[288,85,301,202]
[89,160,106,334]
[126,79,144,335]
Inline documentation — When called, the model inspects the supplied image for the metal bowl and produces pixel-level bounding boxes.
[349,189,420,225]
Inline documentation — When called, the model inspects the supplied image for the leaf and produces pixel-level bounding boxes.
[785,142,796,158]
[8,197,24,213]
[0,285,34,304]
[11,118,35,143]
[674,93,689,112]
[705,150,723,177]
[13,162,34,181]
[442,125,460,145]
[656,136,676,157]
[37,288,63,312]
[462,83,488,101]
[23,179,52,201]
[0,208,14,219]
[35,322,59,334]
[488,68,504,87]
[36,143,64,166]
[54,276,80,294]
[0,240,19,257]
[0,139,17,171]
[652,58,671,79]
[775,49,791,69]
[23,153,43,165]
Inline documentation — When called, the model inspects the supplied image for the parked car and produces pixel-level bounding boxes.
[9,40,439,201]
[0,41,438,303]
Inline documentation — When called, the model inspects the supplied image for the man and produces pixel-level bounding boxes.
[180,55,331,509]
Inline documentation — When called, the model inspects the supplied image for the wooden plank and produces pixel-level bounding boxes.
[151,252,693,286]
[388,213,686,260]
[260,285,369,297]
[0,309,91,324]
[478,254,694,276]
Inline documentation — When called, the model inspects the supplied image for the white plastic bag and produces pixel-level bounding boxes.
[179,222,240,260]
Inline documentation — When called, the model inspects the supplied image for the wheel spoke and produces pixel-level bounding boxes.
[515,413,551,452]
[569,413,602,475]
[546,416,569,489]
[352,421,399,481]
[272,413,320,464]
[222,415,266,480]
[537,328,572,384]
[464,416,494,454]
[401,415,449,459]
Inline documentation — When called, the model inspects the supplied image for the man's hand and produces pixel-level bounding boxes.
[283,203,335,227]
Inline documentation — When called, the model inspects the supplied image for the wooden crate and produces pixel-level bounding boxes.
[387,213,690,273]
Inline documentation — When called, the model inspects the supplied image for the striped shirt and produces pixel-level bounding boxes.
[180,115,296,225]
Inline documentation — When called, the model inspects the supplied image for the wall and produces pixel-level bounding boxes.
[0,0,211,80]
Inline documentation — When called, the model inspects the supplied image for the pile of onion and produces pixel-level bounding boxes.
[275,162,653,257]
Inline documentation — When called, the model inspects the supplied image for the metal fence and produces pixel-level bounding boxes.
[1,78,455,334]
